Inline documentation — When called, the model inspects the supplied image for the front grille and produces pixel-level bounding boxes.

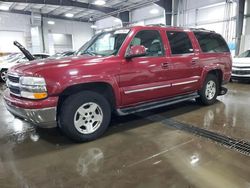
[9,87,21,95]
[7,73,21,96]
[8,74,19,83]
[232,70,250,75]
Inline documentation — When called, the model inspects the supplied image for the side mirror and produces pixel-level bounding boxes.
[125,45,147,59]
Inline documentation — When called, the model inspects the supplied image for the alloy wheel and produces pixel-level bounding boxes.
[205,80,216,100]
[74,102,103,134]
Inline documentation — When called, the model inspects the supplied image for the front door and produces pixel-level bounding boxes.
[119,29,172,106]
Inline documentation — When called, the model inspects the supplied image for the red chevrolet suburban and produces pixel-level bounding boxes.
[3,25,232,142]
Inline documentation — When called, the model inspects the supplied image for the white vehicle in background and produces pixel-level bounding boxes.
[0,53,22,64]
[0,53,50,82]
[231,50,250,81]
[0,41,50,82]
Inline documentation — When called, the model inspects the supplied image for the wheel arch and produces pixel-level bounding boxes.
[57,82,117,118]
[207,69,223,86]
[199,68,223,90]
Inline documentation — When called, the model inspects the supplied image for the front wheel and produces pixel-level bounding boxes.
[59,91,111,142]
[196,74,219,105]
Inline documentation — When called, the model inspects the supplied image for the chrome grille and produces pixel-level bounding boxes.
[232,70,250,75]
[8,74,20,83]
[7,74,21,97]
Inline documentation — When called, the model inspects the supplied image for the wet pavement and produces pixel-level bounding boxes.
[0,82,250,188]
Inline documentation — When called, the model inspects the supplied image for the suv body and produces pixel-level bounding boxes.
[3,26,232,141]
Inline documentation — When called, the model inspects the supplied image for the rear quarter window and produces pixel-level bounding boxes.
[194,32,230,53]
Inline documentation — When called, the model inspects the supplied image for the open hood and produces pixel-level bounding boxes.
[13,41,35,61]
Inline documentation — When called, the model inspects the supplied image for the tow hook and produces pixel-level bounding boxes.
[219,87,228,95]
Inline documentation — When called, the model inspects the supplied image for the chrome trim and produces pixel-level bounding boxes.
[172,80,198,86]
[232,67,250,71]
[124,84,171,94]
[231,74,250,77]
[4,101,57,128]
[8,81,20,88]
[9,92,21,97]
[7,73,20,78]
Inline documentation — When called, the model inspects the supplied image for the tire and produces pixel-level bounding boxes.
[59,91,111,142]
[196,74,219,105]
[0,70,7,82]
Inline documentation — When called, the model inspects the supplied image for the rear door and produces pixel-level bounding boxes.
[165,30,202,94]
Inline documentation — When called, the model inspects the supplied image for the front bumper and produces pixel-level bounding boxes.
[231,74,250,80]
[3,89,58,128]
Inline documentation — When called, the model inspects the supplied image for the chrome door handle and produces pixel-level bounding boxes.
[161,63,169,68]
[191,58,199,65]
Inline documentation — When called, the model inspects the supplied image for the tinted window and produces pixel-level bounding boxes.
[129,30,164,57]
[194,32,230,53]
[166,31,194,55]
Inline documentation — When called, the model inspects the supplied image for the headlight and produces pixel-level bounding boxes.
[20,76,46,86]
[19,76,48,99]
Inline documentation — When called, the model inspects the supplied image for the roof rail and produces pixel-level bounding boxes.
[145,24,215,32]
[146,24,166,27]
[190,27,215,32]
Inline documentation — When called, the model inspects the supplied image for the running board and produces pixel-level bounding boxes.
[116,92,199,116]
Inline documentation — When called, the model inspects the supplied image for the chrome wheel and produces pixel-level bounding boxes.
[74,102,103,134]
[205,80,216,100]
[1,70,7,82]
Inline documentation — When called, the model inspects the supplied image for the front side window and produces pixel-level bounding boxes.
[128,30,164,57]
[166,31,194,55]
[194,32,230,53]
[76,29,130,57]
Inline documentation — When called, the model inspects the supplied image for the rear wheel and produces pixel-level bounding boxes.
[196,74,219,105]
[59,91,111,142]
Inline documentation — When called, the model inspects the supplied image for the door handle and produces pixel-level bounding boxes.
[191,58,199,65]
[161,62,169,68]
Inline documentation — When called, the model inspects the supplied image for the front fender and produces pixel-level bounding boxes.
[47,74,121,107]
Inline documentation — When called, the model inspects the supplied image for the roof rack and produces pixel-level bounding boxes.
[146,24,215,32]
[146,24,167,27]
[189,27,215,32]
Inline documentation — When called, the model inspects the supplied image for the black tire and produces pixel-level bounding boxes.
[59,91,111,142]
[196,74,219,105]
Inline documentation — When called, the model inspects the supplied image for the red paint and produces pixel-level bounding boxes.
[4,89,58,109]
[5,26,232,110]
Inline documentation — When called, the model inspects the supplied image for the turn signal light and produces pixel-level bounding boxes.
[33,92,48,99]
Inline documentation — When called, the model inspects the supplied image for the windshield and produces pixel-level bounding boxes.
[76,29,130,57]
[238,50,250,58]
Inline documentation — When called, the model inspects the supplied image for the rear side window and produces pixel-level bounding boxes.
[194,32,230,53]
[166,31,194,55]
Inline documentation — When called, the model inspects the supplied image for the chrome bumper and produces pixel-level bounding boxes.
[231,74,250,79]
[4,100,57,128]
